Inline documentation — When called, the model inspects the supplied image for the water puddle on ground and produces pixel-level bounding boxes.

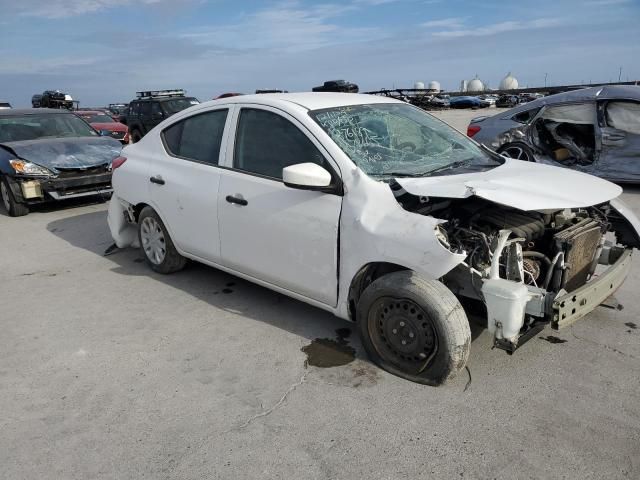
[302,328,355,368]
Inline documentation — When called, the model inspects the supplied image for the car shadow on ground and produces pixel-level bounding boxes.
[46,209,487,373]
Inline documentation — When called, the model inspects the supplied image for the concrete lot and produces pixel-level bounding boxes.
[1,109,639,479]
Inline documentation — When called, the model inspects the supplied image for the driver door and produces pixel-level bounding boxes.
[217,106,342,306]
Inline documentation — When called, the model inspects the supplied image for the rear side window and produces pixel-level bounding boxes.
[140,102,151,115]
[512,108,540,124]
[233,108,325,179]
[162,109,228,165]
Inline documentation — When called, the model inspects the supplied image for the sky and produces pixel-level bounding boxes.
[1,0,639,107]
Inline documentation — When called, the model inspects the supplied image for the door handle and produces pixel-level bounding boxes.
[150,175,165,185]
[226,195,248,206]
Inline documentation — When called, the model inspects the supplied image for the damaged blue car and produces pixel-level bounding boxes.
[0,108,122,216]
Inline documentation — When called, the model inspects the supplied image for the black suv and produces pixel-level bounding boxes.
[312,80,359,93]
[121,90,199,143]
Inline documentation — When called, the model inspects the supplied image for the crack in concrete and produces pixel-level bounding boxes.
[234,370,310,430]
[570,329,637,360]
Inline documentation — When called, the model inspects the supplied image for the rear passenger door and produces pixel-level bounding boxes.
[149,107,231,261]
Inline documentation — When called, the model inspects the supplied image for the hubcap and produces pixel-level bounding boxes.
[1,181,10,211]
[140,216,166,265]
[368,297,438,373]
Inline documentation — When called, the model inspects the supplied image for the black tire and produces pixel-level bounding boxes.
[130,129,142,143]
[498,142,536,162]
[0,176,29,217]
[357,271,471,386]
[137,206,186,274]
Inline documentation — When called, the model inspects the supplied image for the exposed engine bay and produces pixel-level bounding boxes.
[392,181,638,352]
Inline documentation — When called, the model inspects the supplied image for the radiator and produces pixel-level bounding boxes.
[554,218,603,292]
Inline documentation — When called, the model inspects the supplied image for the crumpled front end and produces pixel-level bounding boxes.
[392,181,640,352]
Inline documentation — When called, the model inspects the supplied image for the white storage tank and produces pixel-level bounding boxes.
[428,80,441,92]
[414,81,425,90]
[467,77,485,92]
[499,72,519,90]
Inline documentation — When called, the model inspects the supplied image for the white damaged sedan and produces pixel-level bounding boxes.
[108,93,640,385]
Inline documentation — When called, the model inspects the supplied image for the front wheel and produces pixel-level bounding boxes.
[357,271,471,386]
[1,177,29,217]
[137,207,186,274]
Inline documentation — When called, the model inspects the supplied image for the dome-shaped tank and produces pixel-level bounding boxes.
[499,72,519,90]
[428,80,441,92]
[414,81,425,90]
[467,77,484,92]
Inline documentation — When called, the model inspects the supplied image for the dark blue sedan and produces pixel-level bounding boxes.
[0,109,122,216]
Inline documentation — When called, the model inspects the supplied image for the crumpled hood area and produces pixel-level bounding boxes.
[396,158,622,211]
[0,136,122,172]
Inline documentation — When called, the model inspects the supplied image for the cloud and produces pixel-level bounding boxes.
[421,17,466,29]
[586,0,631,5]
[430,18,562,38]
[4,0,184,18]
[181,1,380,52]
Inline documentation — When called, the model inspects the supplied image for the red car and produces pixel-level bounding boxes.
[75,110,129,144]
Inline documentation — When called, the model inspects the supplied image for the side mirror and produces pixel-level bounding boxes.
[283,163,332,191]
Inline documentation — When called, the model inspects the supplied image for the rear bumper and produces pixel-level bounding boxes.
[12,172,113,203]
[552,248,633,328]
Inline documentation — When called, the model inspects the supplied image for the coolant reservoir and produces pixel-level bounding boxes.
[482,278,529,342]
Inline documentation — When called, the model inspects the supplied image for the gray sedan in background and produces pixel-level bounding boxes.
[468,85,640,183]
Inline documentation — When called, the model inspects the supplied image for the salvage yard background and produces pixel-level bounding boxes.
[1,109,638,479]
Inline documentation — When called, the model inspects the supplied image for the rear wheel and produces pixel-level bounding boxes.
[357,271,471,386]
[498,142,536,162]
[0,177,29,217]
[138,207,186,274]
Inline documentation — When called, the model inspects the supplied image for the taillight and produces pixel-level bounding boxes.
[111,156,127,170]
[467,125,481,137]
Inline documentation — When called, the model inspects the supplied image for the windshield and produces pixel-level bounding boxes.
[162,97,200,114]
[0,113,98,142]
[310,103,501,178]
[80,113,114,123]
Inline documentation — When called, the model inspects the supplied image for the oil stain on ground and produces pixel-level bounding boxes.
[624,322,637,330]
[540,335,567,344]
[302,328,355,368]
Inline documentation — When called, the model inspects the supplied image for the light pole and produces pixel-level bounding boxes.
[544,73,548,88]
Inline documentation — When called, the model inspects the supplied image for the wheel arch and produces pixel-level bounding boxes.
[347,261,412,321]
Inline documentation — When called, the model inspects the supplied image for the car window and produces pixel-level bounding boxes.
[512,108,540,124]
[140,102,151,116]
[162,109,228,165]
[130,102,140,115]
[605,101,640,135]
[151,103,163,116]
[234,108,326,180]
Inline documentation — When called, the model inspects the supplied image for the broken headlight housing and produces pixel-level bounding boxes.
[9,159,53,177]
